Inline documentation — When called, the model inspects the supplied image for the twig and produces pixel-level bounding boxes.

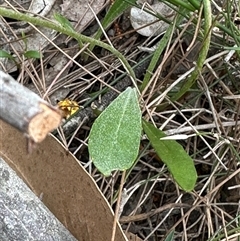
[0,70,61,142]
[111,171,126,241]
[62,56,151,137]
[120,202,189,224]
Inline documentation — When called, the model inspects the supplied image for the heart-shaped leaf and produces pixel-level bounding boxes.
[88,87,141,176]
[142,119,197,191]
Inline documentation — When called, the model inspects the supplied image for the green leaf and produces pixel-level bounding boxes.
[0,50,15,60]
[23,50,41,59]
[88,87,142,176]
[164,230,175,241]
[142,119,197,191]
[54,13,74,31]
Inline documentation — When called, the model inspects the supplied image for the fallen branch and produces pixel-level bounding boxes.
[0,70,62,143]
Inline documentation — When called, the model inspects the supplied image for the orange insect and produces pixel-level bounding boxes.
[57,99,80,119]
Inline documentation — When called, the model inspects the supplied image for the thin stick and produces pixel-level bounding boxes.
[111,171,126,241]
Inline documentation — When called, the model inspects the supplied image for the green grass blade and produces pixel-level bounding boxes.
[186,0,200,10]
[140,8,186,92]
[170,0,212,102]
[86,0,137,55]
[94,0,137,41]
[162,0,196,11]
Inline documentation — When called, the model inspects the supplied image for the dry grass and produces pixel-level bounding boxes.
[1,0,240,240]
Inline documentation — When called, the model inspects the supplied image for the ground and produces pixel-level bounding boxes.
[0,0,240,240]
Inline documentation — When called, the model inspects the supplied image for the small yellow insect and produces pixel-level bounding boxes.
[57,99,80,119]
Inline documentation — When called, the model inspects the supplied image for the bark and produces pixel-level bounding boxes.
[0,70,62,143]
